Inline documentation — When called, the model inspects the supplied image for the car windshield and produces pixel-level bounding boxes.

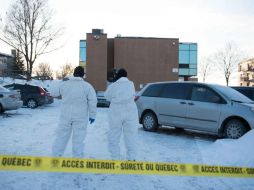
[0,86,10,92]
[212,84,253,103]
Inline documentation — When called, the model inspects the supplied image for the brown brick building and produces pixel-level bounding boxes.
[85,29,196,91]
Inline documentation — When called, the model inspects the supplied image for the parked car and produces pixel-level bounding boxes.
[0,86,23,113]
[231,86,254,101]
[43,88,54,104]
[4,83,47,109]
[135,81,254,139]
[96,91,110,107]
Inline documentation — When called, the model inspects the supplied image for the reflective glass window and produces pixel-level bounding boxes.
[80,40,86,48]
[80,48,86,62]
[179,68,189,75]
[189,64,197,69]
[79,40,86,62]
[179,44,189,51]
[190,44,197,50]
[189,69,197,75]
[190,51,197,64]
[179,51,189,64]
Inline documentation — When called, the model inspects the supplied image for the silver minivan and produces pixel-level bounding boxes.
[135,81,254,139]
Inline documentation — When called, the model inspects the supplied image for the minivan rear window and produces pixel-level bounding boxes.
[142,84,165,97]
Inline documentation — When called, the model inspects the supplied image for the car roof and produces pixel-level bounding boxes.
[145,81,225,87]
[142,81,253,103]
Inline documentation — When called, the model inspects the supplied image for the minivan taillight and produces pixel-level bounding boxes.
[134,96,140,102]
[39,87,46,96]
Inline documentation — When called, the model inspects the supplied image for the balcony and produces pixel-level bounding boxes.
[240,77,250,82]
[239,65,254,72]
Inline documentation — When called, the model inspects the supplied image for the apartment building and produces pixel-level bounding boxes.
[239,58,254,86]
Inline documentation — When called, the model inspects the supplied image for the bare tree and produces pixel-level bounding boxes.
[56,63,74,79]
[0,0,63,80]
[34,62,53,80]
[213,42,243,86]
[198,57,214,82]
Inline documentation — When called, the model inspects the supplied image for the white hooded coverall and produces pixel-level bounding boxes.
[52,77,97,158]
[105,77,139,160]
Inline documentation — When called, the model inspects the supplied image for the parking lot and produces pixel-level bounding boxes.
[1,99,254,190]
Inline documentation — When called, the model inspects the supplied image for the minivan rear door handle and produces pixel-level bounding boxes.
[180,101,186,104]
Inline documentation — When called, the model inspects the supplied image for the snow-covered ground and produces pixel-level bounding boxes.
[1,79,254,190]
[0,99,254,190]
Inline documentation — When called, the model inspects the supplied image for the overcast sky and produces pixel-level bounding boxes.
[0,0,254,84]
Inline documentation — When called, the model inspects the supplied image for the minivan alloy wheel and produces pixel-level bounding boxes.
[224,119,247,139]
[142,112,158,131]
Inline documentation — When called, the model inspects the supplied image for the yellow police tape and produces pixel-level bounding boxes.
[0,155,254,178]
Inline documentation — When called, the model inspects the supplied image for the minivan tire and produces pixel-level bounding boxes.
[142,112,158,132]
[27,99,38,109]
[224,119,247,139]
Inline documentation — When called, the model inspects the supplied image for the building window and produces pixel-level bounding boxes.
[179,51,189,64]
[179,44,190,51]
[190,51,197,64]
[189,64,197,69]
[79,40,86,67]
[189,68,197,75]
[179,43,198,77]
[179,64,189,68]
[179,68,189,75]
[79,40,86,62]
[190,44,197,51]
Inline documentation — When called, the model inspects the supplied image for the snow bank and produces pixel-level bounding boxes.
[38,80,63,97]
[199,129,254,167]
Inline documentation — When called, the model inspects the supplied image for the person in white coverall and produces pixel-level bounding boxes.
[52,66,97,158]
[105,68,139,160]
